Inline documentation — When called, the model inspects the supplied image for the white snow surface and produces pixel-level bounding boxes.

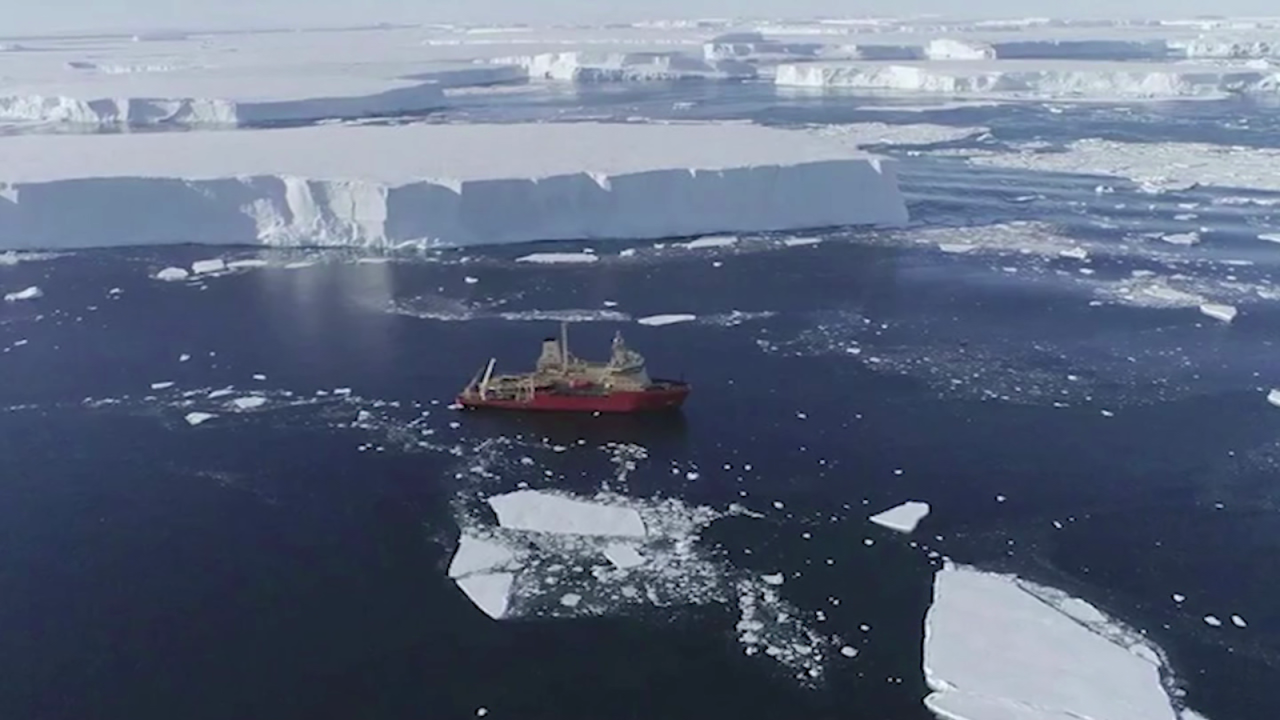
[1267,389,1280,408]
[776,59,1280,98]
[924,564,1185,720]
[0,122,907,250]
[637,314,698,326]
[493,51,755,82]
[868,501,931,533]
[488,489,648,538]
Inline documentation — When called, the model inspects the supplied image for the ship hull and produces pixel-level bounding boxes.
[458,381,689,413]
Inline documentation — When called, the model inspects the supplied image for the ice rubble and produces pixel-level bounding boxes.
[967,138,1280,193]
[924,564,1192,720]
[776,60,1280,98]
[3,286,43,301]
[446,452,833,683]
[0,122,907,250]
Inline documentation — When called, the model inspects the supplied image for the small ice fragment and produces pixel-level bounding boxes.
[464,276,479,284]
[560,593,582,607]
[784,237,822,247]
[762,573,784,585]
[1173,593,1186,603]
[155,267,189,281]
[603,300,619,307]
[863,538,874,546]
[191,258,226,274]
[284,261,315,269]
[178,353,191,362]
[150,381,175,390]
[995,495,1007,503]
[107,287,123,295]
[477,709,489,717]
[3,286,42,302]
[1266,389,1280,408]
[1199,304,1237,323]
[840,646,858,658]
[1160,232,1200,246]
[252,374,267,381]
[516,253,598,264]
[1231,614,1247,628]
[184,412,216,426]
[333,387,352,395]
[636,313,697,326]
[603,543,645,569]
[619,248,637,257]
[1258,233,1280,244]
[208,388,235,399]
[226,259,269,269]
[772,501,784,510]
[868,501,931,534]
[937,243,976,254]
[231,396,266,410]
[1204,615,1223,627]
[1101,410,1115,417]
[1059,247,1089,260]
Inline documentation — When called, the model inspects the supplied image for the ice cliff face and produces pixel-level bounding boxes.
[0,123,909,250]
[493,51,757,82]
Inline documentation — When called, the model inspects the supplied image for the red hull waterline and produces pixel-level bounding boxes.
[459,382,690,413]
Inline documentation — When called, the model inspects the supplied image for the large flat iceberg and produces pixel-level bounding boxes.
[924,564,1190,720]
[0,122,908,250]
[777,59,1280,98]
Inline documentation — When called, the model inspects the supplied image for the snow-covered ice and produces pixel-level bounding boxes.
[454,573,516,620]
[0,122,907,250]
[1267,389,1280,408]
[3,286,42,301]
[184,412,216,426]
[494,51,755,82]
[230,396,267,410]
[868,501,931,533]
[924,563,1188,720]
[487,489,648,538]
[155,267,190,282]
[191,259,226,274]
[516,253,599,264]
[637,314,698,326]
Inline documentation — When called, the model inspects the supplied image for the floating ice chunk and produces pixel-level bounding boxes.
[924,564,1179,720]
[487,490,646,538]
[560,593,582,607]
[455,573,514,620]
[868,501,931,534]
[207,388,235,399]
[231,396,267,410]
[1058,247,1089,260]
[464,276,479,284]
[1231,614,1247,628]
[226,259,269,269]
[448,534,518,578]
[178,353,191,362]
[1267,389,1280,408]
[191,258,226,274]
[603,542,646,569]
[252,374,267,381]
[1173,593,1186,603]
[636,314,697,327]
[840,646,858,658]
[155,267,189,281]
[150,381,174,390]
[784,237,822,247]
[516,253,599,264]
[1161,232,1201,246]
[761,573,784,585]
[1259,233,1280,244]
[937,243,976,254]
[1204,615,1223,627]
[184,412,216,426]
[284,261,315,269]
[1199,303,1237,323]
[683,235,738,249]
[3,286,42,301]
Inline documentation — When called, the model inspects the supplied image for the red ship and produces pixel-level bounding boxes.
[457,323,690,413]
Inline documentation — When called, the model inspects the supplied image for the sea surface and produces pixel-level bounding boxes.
[2,84,1278,720]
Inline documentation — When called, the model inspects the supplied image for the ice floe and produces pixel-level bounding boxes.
[1267,389,1280,408]
[3,286,42,301]
[487,489,647,538]
[924,563,1195,720]
[191,258,226,274]
[515,253,599,264]
[637,314,697,326]
[184,412,216,426]
[155,267,190,282]
[868,501,931,534]
[1198,303,1237,323]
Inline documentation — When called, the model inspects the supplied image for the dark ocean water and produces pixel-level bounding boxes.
[2,86,1279,720]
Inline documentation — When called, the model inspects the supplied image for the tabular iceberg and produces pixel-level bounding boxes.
[776,60,1280,98]
[0,122,908,250]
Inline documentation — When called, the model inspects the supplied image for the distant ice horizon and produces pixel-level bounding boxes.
[5,1,1280,38]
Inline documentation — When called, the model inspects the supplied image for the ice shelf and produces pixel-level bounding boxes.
[0,122,908,250]
[776,59,1280,98]
[924,564,1182,720]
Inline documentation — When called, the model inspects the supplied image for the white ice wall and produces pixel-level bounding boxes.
[0,160,907,249]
